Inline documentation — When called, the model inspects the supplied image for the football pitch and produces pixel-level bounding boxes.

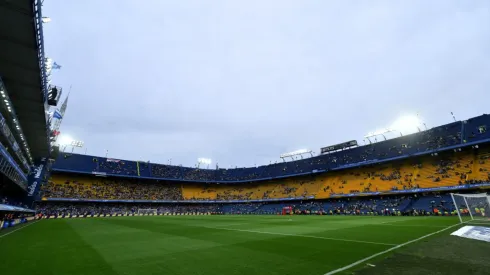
[1,215,489,275]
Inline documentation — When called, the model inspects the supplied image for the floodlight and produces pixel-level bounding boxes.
[280,149,311,158]
[365,128,394,138]
[58,135,73,146]
[71,140,84,147]
[197,158,212,165]
[391,115,420,134]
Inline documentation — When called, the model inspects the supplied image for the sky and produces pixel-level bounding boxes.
[43,0,490,168]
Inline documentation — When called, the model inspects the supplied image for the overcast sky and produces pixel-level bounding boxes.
[43,0,490,168]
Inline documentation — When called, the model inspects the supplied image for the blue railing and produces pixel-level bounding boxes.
[0,142,28,188]
[0,79,32,169]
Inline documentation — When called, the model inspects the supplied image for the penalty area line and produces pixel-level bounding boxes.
[323,223,461,275]
[204,226,396,246]
[211,223,250,228]
[0,220,40,238]
[378,224,448,228]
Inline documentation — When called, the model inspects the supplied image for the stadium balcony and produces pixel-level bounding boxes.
[52,115,490,185]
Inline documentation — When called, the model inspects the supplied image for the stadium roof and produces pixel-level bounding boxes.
[0,0,50,160]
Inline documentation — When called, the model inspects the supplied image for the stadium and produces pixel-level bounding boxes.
[1,1,490,275]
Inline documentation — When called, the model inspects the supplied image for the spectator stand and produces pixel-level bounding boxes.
[51,115,490,183]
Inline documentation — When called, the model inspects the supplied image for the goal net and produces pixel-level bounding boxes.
[450,193,490,224]
[137,209,158,215]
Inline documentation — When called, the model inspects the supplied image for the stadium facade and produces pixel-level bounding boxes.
[0,1,489,219]
[38,114,490,212]
[0,0,61,228]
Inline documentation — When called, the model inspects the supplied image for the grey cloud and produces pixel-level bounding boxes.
[44,0,490,167]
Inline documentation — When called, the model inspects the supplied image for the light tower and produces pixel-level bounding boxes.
[58,136,84,153]
[197,158,212,169]
[69,140,84,153]
[280,149,313,162]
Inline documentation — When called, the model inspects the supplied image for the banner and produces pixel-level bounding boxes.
[26,157,48,203]
[321,140,358,154]
[451,226,490,243]
[92,171,107,176]
[106,159,120,163]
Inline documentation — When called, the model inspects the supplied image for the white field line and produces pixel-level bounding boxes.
[378,224,448,228]
[323,223,461,275]
[220,219,401,228]
[203,226,396,246]
[379,219,408,225]
[464,221,490,225]
[211,223,250,228]
[0,220,40,238]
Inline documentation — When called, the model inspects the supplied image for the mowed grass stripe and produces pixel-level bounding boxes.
[152,215,432,237]
[324,223,462,275]
[304,217,459,245]
[188,216,449,246]
[0,220,119,275]
[69,218,241,263]
[69,217,377,274]
[202,226,397,246]
[1,216,460,275]
[0,220,39,238]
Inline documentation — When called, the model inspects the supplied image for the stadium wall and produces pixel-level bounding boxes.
[50,115,490,183]
[42,145,490,203]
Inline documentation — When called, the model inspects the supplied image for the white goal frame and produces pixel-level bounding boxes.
[137,208,158,215]
[450,193,490,223]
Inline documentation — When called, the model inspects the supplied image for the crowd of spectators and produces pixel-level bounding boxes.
[53,118,487,183]
[216,188,254,201]
[221,202,265,214]
[43,148,490,205]
[329,151,490,195]
[97,159,137,175]
[36,191,484,217]
[40,179,182,201]
[151,164,181,179]
[44,149,490,203]
[36,203,221,216]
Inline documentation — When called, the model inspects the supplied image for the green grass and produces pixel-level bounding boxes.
[0,215,487,275]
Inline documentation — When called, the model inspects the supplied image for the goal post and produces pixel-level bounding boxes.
[137,209,158,216]
[451,193,490,224]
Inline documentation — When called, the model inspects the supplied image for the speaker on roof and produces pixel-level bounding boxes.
[47,85,62,106]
